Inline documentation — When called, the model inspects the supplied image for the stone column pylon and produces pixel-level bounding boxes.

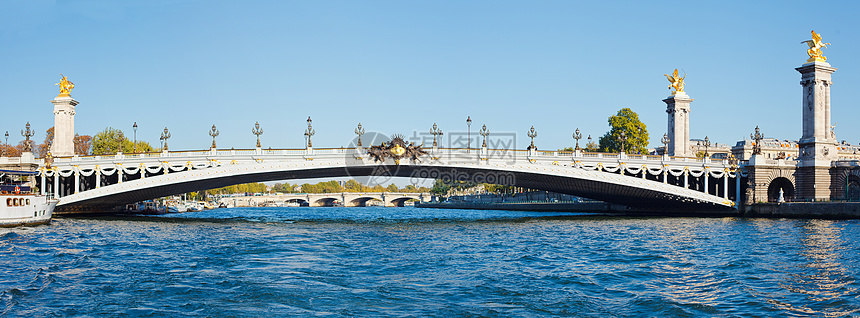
[51,95,78,157]
[663,92,693,157]
[796,60,837,200]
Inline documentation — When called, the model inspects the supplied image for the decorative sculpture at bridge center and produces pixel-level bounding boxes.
[367,135,427,164]
[664,69,685,95]
[55,74,75,97]
[801,30,830,63]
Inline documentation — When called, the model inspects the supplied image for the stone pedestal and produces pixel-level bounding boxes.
[51,95,78,157]
[796,61,837,200]
[663,92,693,157]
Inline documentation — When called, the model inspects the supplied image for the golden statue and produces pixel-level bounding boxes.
[801,30,831,63]
[55,74,75,97]
[664,69,685,95]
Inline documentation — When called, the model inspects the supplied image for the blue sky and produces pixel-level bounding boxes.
[2,0,859,152]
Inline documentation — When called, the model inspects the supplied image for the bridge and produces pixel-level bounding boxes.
[222,192,427,207]
[15,30,857,213]
[36,145,739,213]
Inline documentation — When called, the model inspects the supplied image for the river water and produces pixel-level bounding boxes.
[1,207,859,317]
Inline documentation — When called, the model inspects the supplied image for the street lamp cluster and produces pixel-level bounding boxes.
[115,117,705,157]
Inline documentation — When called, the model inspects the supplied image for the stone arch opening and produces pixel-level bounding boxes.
[348,197,378,207]
[846,175,860,201]
[313,198,340,207]
[284,198,308,207]
[767,177,795,203]
[389,197,416,207]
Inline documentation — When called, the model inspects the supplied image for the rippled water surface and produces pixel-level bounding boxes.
[2,207,859,317]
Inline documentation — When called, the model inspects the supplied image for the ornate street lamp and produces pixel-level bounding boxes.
[618,130,627,154]
[573,128,582,150]
[209,124,219,149]
[527,126,538,150]
[252,122,263,148]
[466,116,472,152]
[304,116,315,148]
[661,133,669,155]
[3,131,8,157]
[587,135,592,152]
[132,122,138,154]
[355,123,365,147]
[750,126,763,155]
[703,136,711,158]
[430,123,443,147]
[160,127,171,151]
[479,124,489,148]
[21,122,34,152]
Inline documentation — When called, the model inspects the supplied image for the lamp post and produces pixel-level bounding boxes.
[304,116,315,148]
[703,136,711,158]
[209,124,219,149]
[527,126,538,150]
[618,130,627,154]
[661,133,669,155]
[160,127,171,151]
[3,131,7,157]
[587,135,592,152]
[132,122,138,154]
[355,123,365,147]
[479,124,489,148]
[430,123,443,147]
[750,126,763,155]
[252,122,263,148]
[573,128,582,150]
[21,122,33,152]
[466,116,472,152]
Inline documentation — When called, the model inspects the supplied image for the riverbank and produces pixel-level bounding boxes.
[743,202,860,219]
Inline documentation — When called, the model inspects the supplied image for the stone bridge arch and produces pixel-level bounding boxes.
[833,168,860,201]
[312,197,341,207]
[348,197,380,207]
[767,177,795,202]
[748,167,796,203]
[388,197,418,207]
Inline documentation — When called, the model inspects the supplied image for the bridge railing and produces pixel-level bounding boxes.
[47,146,739,170]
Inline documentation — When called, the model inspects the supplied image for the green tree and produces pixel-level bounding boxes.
[344,179,365,192]
[598,108,649,154]
[92,127,127,155]
[386,184,399,192]
[430,179,451,196]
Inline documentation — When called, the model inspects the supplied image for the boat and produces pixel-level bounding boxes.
[126,200,167,214]
[0,169,57,227]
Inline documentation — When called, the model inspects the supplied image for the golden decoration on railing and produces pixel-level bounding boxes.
[801,30,831,63]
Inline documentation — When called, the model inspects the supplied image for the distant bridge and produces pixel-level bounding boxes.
[37,146,740,213]
[223,192,427,207]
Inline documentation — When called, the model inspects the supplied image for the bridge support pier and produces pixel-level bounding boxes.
[74,170,80,194]
[796,60,838,201]
[54,173,60,198]
[663,92,693,157]
[684,170,689,189]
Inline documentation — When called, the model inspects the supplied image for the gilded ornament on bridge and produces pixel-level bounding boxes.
[55,74,75,97]
[664,69,685,95]
[367,135,427,164]
[801,30,830,63]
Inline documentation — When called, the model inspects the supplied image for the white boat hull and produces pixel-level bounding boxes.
[0,195,57,227]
